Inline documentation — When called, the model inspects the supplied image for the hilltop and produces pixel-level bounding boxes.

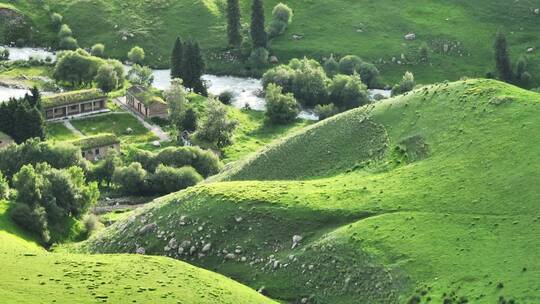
[83,79,540,303]
[2,0,539,85]
[0,201,275,304]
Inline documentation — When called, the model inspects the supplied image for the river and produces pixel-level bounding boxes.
[1,47,389,119]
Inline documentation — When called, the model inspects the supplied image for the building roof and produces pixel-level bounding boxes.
[127,86,167,106]
[71,134,119,150]
[43,89,106,109]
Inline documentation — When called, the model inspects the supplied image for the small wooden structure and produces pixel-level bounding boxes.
[126,86,168,119]
[43,89,108,120]
[71,134,120,161]
[0,132,14,150]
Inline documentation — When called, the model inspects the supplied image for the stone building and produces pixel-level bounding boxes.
[72,133,120,161]
[43,89,108,120]
[126,86,168,119]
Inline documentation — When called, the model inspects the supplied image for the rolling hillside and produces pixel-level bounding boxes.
[84,79,540,303]
[1,0,539,85]
[0,202,275,304]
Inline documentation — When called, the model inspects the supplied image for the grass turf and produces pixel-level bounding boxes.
[5,0,540,86]
[45,122,80,141]
[0,201,276,304]
[70,113,158,144]
[83,79,540,303]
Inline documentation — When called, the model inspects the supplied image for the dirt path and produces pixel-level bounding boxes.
[63,120,84,137]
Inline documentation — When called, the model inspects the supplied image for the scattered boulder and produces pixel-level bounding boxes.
[527,47,535,53]
[126,127,133,134]
[138,223,157,235]
[292,34,304,40]
[292,235,303,249]
[152,140,161,147]
[269,56,279,64]
[534,8,539,15]
[404,33,416,40]
[224,253,236,260]
[202,243,212,253]
[168,238,178,250]
[135,247,146,255]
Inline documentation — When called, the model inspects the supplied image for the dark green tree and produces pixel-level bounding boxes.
[227,0,242,47]
[250,0,267,48]
[170,37,184,80]
[494,29,513,83]
[182,40,207,95]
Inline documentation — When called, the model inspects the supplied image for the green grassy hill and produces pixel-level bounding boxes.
[2,0,539,85]
[83,79,540,303]
[0,201,275,304]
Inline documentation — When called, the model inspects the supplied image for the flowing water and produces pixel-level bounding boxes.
[2,48,388,120]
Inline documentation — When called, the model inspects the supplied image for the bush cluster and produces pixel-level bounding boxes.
[268,3,293,38]
[262,57,371,116]
[10,163,99,244]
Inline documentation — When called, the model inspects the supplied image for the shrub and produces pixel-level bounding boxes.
[391,71,416,96]
[128,46,145,65]
[249,47,269,68]
[180,107,198,132]
[329,73,369,109]
[0,47,9,61]
[338,55,363,75]
[218,90,234,105]
[262,64,295,92]
[268,20,287,38]
[127,64,154,87]
[314,103,339,120]
[59,36,79,50]
[263,58,330,107]
[0,139,84,181]
[358,62,381,88]
[50,13,63,30]
[91,43,105,58]
[95,64,119,93]
[0,171,8,199]
[290,58,330,107]
[265,83,299,124]
[58,24,73,38]
[112,162,148,195]
[323,54,339,77]
[11,203,50,243]
[156,146,222,177]
[11,163,99,244]
[419,42,429,62]
[272,3,293,24]
[195,98,238,148]
[81,214,102,238]
[149,165,203,194]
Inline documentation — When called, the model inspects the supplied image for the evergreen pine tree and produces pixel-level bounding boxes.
[170,37,184,80]
[250,0,267,48]
[227,0,242,47]
[494,29,513,83]
[182,40,207,95]
[29,86,41,109]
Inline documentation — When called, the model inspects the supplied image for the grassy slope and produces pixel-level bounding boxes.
[0,201,275,304]
[85,79,540,303]
[187,93,312,163]
[5,0,540,85]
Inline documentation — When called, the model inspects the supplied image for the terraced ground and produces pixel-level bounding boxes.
[0,202,275,304]
[2,0,540,85]
[83,79,540,303]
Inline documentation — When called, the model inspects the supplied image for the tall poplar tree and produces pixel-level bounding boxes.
[171,37,184,80]
[227,0,242,47]
[182,40,207,95]
[494,29,513,83]
[250,0,267,48]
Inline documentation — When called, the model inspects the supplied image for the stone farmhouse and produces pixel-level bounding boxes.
[126,86,168,119]
[72,133,120,161]
[43,89,108,120]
